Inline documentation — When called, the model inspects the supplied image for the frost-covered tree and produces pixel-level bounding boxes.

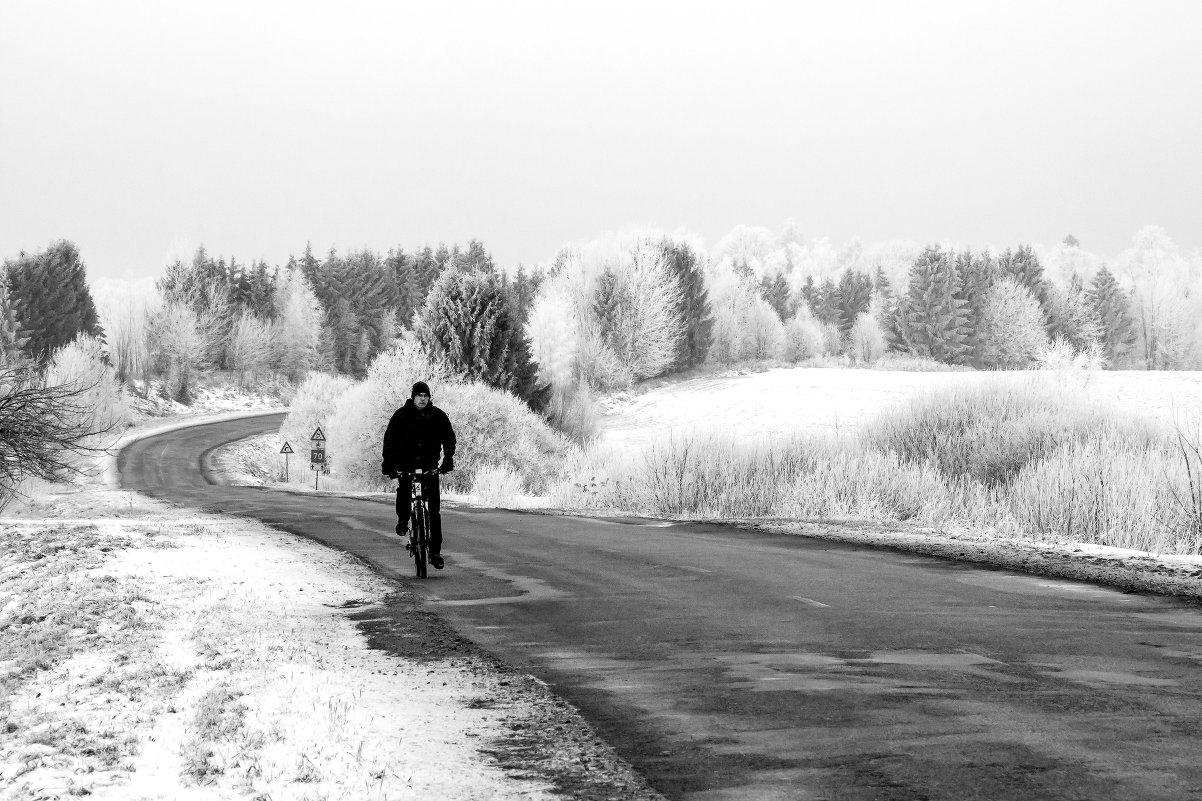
[978,277,1048,369]
[1117,226,1197,369]
[148,303,212,403]
[274,267,327,383]
[781,306,825,362]
[528,234,682,391]
[96,291,155,392]
[955,250,998,367]
[711,225,774,276]
[45,334,130,449]
[1086,266,1137,367]
[895,246,970,364]
[657,238,712,370]
[848,311,886,365]
[997,245,1051,325]
[525,276,579,391]
[227,313,277,388]
[1045,275,1102,355]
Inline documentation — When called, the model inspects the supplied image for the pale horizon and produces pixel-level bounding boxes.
[3,1,1200,282]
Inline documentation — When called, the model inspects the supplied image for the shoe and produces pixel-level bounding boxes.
[430,554,444,570]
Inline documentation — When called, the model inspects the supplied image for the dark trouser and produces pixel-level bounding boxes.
[396,473,442,556]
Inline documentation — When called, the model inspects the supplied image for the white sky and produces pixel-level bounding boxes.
[2,0,1200,282]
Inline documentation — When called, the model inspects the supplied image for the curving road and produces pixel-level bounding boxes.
[121,413,1202,800]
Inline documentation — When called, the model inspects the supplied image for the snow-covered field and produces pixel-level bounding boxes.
[599,367,1202,445]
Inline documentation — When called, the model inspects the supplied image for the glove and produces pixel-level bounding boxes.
[439,456,454,474]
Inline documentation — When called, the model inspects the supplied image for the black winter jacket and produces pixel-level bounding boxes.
[381,399,456,474]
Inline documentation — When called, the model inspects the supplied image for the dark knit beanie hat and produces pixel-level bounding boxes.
[411,381,431,398]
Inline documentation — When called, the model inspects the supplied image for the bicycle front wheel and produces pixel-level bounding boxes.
[412,503,428,578]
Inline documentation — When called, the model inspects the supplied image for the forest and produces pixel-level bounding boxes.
[1,224,1199,453]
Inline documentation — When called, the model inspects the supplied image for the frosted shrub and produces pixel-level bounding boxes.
[470,465,526,506]
[545,377,599,445]
[1008,436,1199,553]
[434,382,572,494]
[865,379,1156,489]
[547,441,639,512]
[327,338,569,494]
[781,309,825,362]
[1034,339,1107,373]
[325,337,452,490]
[45,334,130,450]
[578,321,634,391]
[819,322,843,357]
[780,449,953,521]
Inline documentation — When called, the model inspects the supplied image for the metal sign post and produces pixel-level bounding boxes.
[310,427,326,491]
[280,441,293,482]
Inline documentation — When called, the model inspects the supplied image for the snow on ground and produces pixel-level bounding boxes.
[599,367,1202,445]
[2,401,662,800]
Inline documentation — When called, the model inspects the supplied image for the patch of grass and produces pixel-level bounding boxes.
[182,683,249,783]
[863,379,1157,489]
[0,525,145,680]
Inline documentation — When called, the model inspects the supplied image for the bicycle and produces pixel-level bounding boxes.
[397,468,435,578]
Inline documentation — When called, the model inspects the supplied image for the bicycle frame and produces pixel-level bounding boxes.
[401,469,433,578]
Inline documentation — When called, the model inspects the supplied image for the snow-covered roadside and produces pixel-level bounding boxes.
[1,411,663,800]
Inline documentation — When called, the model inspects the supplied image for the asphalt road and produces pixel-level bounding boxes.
[120,413,1202,801]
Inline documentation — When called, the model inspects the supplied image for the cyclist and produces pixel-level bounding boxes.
[381,381,456,570]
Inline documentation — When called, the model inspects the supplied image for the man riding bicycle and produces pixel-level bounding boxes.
[381,381,457,570]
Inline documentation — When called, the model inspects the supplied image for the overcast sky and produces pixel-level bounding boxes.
[2,1,1200,282]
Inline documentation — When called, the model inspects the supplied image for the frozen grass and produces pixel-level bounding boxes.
[553,379,1202,555]
[0,497,567,799]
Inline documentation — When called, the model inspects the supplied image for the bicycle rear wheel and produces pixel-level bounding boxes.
[412,503,428,578]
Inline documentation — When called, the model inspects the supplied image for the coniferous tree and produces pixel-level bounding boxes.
[759,272,790,321]
[896,246,970,364]
[955,250,998,367]
[800,276,819,318]
[510,265,545,326]
[387,247,420,327]
[871,265,899,349]
[249,260,276,319]
[0,274,29,364]
[417,260,539,405]
[4,240,102,359]
[814,278,842,327]
[1087,266,1137,367]
[656,239,712,370]
[835,270,872,335]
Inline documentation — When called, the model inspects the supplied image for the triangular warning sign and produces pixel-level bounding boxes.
[311,427,326,442]
[280,442,294,454]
